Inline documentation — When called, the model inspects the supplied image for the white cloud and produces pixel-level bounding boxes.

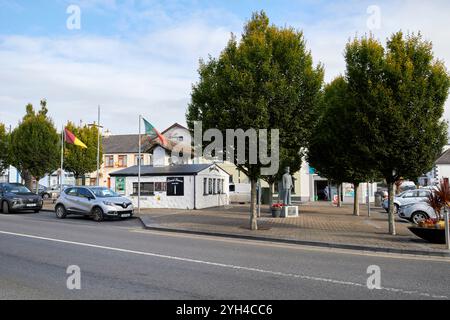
[0,18,233,134]
[0,0,449,135]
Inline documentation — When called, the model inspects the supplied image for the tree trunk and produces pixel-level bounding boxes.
[337,184,342,207]
[249,178,258,230]
[35,177,40,194]
[21,170,33,190]
[268,182,274,207]
[388,182,396,235]
[353,183,360,216]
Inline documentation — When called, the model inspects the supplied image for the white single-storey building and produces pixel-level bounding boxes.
[110,163,230,209]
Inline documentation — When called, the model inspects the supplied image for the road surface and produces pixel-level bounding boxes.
[0,211,449,300]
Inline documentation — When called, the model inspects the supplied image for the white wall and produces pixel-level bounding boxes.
[436,164,450,181]
[153,146,168,167]
[110,166,230,210]
[112,175,195,209]
[195,168,229,209]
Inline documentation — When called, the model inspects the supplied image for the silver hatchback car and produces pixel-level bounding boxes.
[55,186,134,221]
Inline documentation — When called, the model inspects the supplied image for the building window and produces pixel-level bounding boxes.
[118,155,127,167]
[213,178,216,194]
[208,178,212,194]
[203,178,208,195]
[155,182,167,192]
[219,179,224,194]
[105,155,114,168]
[132,182,154,196]
[177,136,184,142]
[134,154,144,166]
[167,177,184,196]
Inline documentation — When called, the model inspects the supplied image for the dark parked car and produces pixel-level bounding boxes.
[0,183,43,214]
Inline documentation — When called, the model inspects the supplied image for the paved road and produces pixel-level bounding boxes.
[0,211,449,300]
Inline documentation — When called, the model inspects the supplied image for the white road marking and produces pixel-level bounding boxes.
[131,229,450,263]
[0,230,447,299]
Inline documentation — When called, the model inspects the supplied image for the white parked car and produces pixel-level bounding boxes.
[382,189,431,213]
[398,201,440,224]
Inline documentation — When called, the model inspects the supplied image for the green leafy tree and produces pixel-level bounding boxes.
[187,11,323,229]
[9,100,60,192]
[0,123,9,175]
[345,33,450,234]
[63,121,102,185]
[308,77,378,215]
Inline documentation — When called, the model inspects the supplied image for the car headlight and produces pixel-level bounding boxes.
[103,201,114,206]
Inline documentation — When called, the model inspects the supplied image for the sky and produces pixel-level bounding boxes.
[0,0,450,134]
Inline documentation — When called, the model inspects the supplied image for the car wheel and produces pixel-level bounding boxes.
[2,201,10,214]
[55,205,67,219]
[42,193,50,200]
[33,209,40,213]
[411,211,429,225]
[92,207,104,222]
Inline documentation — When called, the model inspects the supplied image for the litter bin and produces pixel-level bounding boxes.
[375,193,382,207]
[261,187,271,205]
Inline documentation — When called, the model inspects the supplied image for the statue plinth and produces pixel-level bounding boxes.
[281,206,299,218]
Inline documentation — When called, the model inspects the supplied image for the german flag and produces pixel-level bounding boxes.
[65,128,87,149]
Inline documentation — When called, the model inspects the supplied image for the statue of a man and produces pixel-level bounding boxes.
[282,167,293,205]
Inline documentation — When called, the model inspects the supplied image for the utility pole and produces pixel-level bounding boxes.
[367,182,370,217]
[138,115,142,214]
[88,106,103,186]
[8,125,12,183]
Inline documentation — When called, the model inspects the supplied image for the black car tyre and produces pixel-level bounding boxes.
[92,207,104,222]
[55,205,67,219]
[2,201,10,214]
[42,193,50,200]
[411,211,429,225]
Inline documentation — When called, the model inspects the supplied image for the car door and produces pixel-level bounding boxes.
[77,188,95,214]
[416,190,431,202]
[400,191,416,206]
[64,188,81,213]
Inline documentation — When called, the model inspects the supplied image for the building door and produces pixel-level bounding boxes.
[315,180,329,201]
[107,177,111,189]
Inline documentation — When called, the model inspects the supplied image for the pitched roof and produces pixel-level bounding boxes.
[436,148,450,165]
[161,123,189,135]
[103,134,152,154]
[110,164,223,176]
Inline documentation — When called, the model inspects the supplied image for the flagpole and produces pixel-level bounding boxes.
[138,115,142,214]
[96,105,101,186]
[60,125,64,195]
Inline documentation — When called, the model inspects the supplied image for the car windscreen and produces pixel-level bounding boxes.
[6,185,32,194]
[91,188,119,198]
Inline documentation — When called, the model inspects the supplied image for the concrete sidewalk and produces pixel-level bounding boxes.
[137,203,450,257]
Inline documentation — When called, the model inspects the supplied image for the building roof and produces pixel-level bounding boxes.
[103,134,152,154]
[436,148,450,165]
[110,164,228,177]
[161,123,189,135]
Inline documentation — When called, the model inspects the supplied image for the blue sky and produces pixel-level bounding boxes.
[1,0,450,134]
